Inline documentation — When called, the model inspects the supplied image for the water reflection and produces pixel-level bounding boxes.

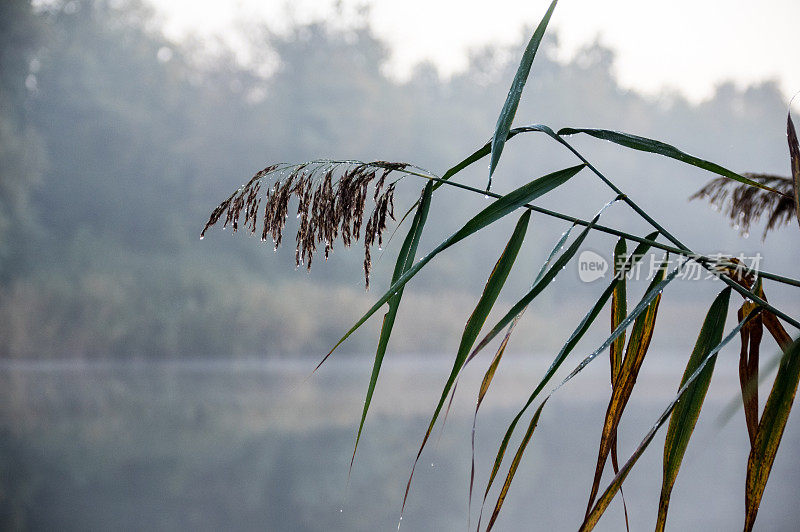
[0,355,798,531]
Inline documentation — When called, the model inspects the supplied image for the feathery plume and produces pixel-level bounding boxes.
[201,160,411,288]
[690,173,796,239]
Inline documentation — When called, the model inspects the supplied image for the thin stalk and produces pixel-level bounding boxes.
[401,170,800,292]
[546,134,800,330]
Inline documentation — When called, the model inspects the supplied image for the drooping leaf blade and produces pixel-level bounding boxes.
[558,127,785,195]
[487,0,559,190]
[786,112,800,228]
[315,164,584,370]
[744,335,800,531]
[469,317,518,528]
[467,200,619,366]
[581,310,762,532]
[610,238,628,387]
[585,258,668,517]
[485,399,548,532]
[350,182,432,470]
[655,287,732,532]
[402,209,531,514]
[479,234,660,517]
[468,223,577,524]
[609,238,630,530]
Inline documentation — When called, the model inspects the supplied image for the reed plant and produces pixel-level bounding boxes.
[202,1,800,529]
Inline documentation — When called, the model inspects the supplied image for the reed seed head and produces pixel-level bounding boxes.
[690,173,796,239]
[201,160,410,288]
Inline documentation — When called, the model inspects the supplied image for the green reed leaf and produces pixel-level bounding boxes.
[467,201,616,366]
[350,182,432,471]
[655,287,731,532]
[487,0,558,190]
[402,209,531,513]
[468,223,577,524]
[479,234,658,520]
[486,399,548,531]
[610,238,628,386]
[558,128,784,195]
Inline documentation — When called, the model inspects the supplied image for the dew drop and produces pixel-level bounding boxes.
[484,194,491,200]
[199,235,204,240]
[378,246,382,251]
[743,232,750,239]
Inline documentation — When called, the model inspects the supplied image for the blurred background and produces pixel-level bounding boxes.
[0,0,798,529]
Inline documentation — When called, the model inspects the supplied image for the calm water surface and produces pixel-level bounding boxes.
[0,354,798,531]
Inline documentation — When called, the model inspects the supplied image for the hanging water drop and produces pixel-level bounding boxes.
[199,235,204,240]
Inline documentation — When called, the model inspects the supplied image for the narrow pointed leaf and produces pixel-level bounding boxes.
[744,336,800,531]
[468,200,618,366]
[481,252,679,531]
[469,317,518,528]
[469,223,577,520]
[560,260,683,396]
[558,128,785,195]
[581,310,762,532]
[316,164,584,371]
[402,209,531,513]
[610,238,628,386]
[480,234,659,513]
[487,0,559,190]
[350,183,432,469]
[486,399,548,532]
[609,237,629,530]
[787,113,800,228]
[655,287,731,532]
[586,258,668,516]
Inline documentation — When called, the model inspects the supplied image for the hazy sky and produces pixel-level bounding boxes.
[148,0,800,103]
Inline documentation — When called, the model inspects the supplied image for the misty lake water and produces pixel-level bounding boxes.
[1,353,798,531]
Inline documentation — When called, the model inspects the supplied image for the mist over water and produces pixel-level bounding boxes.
[1,355,798,530]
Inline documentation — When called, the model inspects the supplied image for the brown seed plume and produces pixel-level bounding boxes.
[201,161,410,288]
[690,173,796,239]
